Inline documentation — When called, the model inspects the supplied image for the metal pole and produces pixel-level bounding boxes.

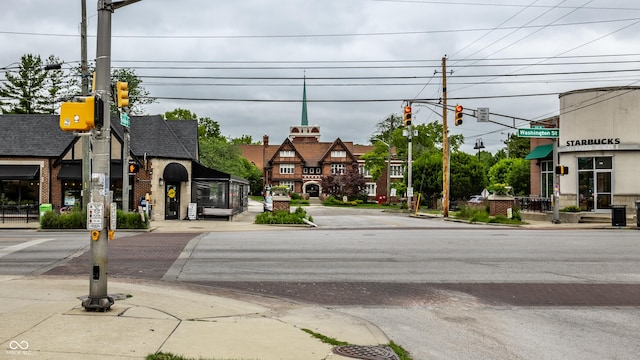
[442,57,450,218]
[122,128,130,211]
[552,136,561,224]
[82,0,113,311]
[81,0,91,213]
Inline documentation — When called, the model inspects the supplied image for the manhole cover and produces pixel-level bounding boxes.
[332,345,399,360]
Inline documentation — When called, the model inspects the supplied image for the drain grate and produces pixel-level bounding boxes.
[332,345,400,360]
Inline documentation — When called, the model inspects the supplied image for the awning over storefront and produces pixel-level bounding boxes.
[524,144,553,160]
[163,162,189,182]
[0,165,40,180]
[57,163,81,180]
[57,162,123,180]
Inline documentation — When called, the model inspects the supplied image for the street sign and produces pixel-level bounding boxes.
[477,107,489,122]
[517,128,559,138]
[87,202,104,230]
[120,112,130,127]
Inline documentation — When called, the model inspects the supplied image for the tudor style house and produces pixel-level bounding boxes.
[240,124,404,201]
[240,80,404,201]
[0,114,248,223]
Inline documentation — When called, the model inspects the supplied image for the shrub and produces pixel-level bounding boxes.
[40,208,85,229]
[40,208,148,229]
[255,207,310,224]
[290,192,303,200]
[117,210,149,229]
[561,205,581,212]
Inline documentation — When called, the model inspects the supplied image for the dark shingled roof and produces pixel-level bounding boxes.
[1,114,198,161]
[112,115,198,160]
[0,114,76,157]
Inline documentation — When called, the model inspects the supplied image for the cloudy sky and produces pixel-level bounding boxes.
[2,0,639,154]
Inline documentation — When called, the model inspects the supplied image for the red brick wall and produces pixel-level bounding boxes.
[490,198,516,216]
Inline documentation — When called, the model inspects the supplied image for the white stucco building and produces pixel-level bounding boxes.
[557,86,640,213]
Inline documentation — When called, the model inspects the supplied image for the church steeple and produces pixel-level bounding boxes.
[289,74,320,143]
[301,75,308,126]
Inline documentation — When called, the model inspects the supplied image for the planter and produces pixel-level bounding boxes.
[488,195,515,217]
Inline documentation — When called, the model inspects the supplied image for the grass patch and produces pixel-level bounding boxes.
[146,352,256,360]
[301,328,413,360]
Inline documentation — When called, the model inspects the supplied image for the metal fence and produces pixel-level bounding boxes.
[0,204,39,223]
[514,197,552,213]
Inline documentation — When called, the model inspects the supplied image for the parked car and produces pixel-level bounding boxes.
[263,195,273,212]
[467,195,484,204]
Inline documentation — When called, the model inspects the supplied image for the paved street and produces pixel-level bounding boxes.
[1,207,639,359]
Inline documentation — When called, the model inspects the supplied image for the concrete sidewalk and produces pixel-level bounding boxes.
[0,276,388,360]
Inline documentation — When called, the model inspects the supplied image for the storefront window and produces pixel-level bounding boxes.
[540,160,553,198]
[62,181,82,209]
[0,180,39,207]
[578,157,612,212]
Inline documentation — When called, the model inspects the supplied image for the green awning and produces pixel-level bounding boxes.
[524,144,553,160]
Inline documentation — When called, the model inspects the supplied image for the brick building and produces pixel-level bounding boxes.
[0,114,248,222]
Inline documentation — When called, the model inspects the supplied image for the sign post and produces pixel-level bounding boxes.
[519,126,561,223]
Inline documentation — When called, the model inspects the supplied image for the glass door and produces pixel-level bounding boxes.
[165,183,180,220]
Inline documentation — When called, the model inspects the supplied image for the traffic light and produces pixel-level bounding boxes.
[59,96,103,132]
[403,105,412,126]
[555,165,569,175]
[116,81,129,108]
[128,162,140,174]
[454,105,463,126]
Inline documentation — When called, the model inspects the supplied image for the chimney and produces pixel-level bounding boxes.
[263,134,269,147]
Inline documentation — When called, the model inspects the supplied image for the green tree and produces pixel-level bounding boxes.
[506,135,530,159]
[111,68,155,115]
[413,150,486,203]
[488,158,530,196]
[0,54,59,114]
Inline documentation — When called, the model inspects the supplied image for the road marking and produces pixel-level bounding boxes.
[0,238,55,259]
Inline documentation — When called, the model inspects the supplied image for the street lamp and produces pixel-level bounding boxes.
[474,138,485,159]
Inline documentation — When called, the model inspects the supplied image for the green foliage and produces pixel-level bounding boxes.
[487,183,512,196]
[507,135,531,159]
[455,205,521,224]
[488,158,530,196]
[561,205,581,212]
[290,192,302,200]
[40,208,148,229]
[255,207,309,224]
[116,210,149,229]
[40,208,85,229]
[301,328,349,346]
[0,54,67,114]
[413,150,486,201]
[322,196,363,206]
[111,68,155,115]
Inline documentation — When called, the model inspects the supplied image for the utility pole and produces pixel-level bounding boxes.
[82,0,141,311]
[81,0,91,212]
[442,57,450,218]
[386,117,393,206]
[552,119,561,224]
[407,112,413,211]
